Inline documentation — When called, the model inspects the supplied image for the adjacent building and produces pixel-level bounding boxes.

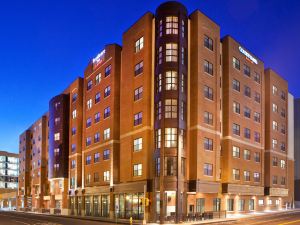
[17,1,295,223]
[0,151,19,209]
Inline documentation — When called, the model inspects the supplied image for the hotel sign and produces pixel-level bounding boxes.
[239,46,258,65]
[93,49,106,65]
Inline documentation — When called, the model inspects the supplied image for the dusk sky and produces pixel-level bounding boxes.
[0,0,299,153]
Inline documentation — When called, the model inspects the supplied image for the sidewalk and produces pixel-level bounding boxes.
[16,208,300,225]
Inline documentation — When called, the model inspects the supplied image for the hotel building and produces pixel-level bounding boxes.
[18,1,295,223]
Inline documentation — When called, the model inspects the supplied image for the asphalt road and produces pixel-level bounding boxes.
[0,211,122,225]
[216,210,300,225]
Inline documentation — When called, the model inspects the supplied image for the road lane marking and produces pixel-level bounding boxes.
[13,220,31,225]
[278,219,300,225]
[244,215,299,225]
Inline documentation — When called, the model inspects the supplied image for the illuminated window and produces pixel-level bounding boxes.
[133,164,142,176]
[157,73,162,93]
[258,199,264,206]
[280,160,286,169]
[272,139,277,149]
[273,121,278,131]
[165,99,177,119]
[244,171,250,181]
[103,128,110,140]
[54,133,60,141]
[165,71,177,90]
[272,85,278,95]
[103,171,110,182]
[135,37,144,53]
[165,43,178,62]
[254,172,260,182]
[155,129,161,149]
[273,103,278,112]
[232,146,240,158]
[166,16,178,34]
[156,101,161,120]
[165,128,177,148]
[54,148,60,156]
[233,101,240,114]
[254,92,260,103]
[254,112,260,123]
[233,57,240,70]
[133,138,143,152]
[244,149,250,160]
[72,109,77,119]
[54,163,59,171]
[233,169,240,180]
[95,73,101,84]
[87,99,92,109]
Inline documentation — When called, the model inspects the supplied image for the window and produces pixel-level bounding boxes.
[94,153,100,163]
[281,177,286,185]
[103,171,110,182]
[204,60,213,75]
[232,79,240,92]
[281,91,286,101]
[94,112,100,123]
[134,86,143,101]
[105,65,111,77]
[158,46,162,64]
[181,20,185,37]
[233,169,240,180]
[244,86,251,98]
[55,117,60,125]
[254,112,260,123]
[103,149,110,160]
[165,99,177,118]
[254,152,260,163]
[87,80,92,91]
[258,199,264,206]
[54,163,59,171]
[244,128,251,139]
[268,199,272,206]
[94,132,100,143]
[281,108,286,118]
[272,157,278,166]
[272,85,278,95]
[233,101,240,114]
[276,200,280,206]
[155,129,161,149]
[273,176,278,184]
[181,47,185,65]
[72,93,78,102]
[272,139,277,149]
[166,16,178,34]
[254,132,260,143]
[95,92,101,103]
[280,160,286,169]
[104,107,110,118]
[204,85,213,100]
[86,155,91,165]
[227,199,234,212]
[104,86,111,98]
[204,163,213,176]
[135,36,144,52]
[86,137,92,146]
[233,123,240,136]
[72,110,77,119]
[71,144,76,152]
[159,20,163,36]
[70,177,75,188]
[155,157,160,176]
[204,137,213,151]
[254,172,260,182]
[103,128,110,140]
[254,72,260,84]
[133,164,142,176]
[281,142,286,152]
[254,92,261,103]
[244,149,250,160]
[238,199,245,211]
[244,171,250,181]
[244,107,251,118]
[165,71,177,90]
[134,112,143,126]
[232,146,240,158]
[165,128,177,148]
[95,73,101,84]
[204,111,213,125]
[54,148,60,156]
[86,117,92,128]
[157,73,162,93]
[281,125,286,134]
[273,103,278,112]
[244,64,250,77]
[204,35,213,50]
[165,157,177,176]
[54,133,60,141]
[134,61,143,76]
[133,138,143,152]
[87,99,92,109]
[233,57,240,70]
[273,121,278,131]
[166,43,178,62]
[156,101,162,120]
[94,172,99,182]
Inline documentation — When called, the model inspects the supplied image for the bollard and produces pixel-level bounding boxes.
[130,216,133,225]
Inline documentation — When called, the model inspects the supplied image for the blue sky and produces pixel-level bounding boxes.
[0,0,299,153]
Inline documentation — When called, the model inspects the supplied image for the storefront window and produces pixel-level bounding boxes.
[77,197,82,216]
[196,198,205,213]
[213,198,221,211]
[101,195,109,217]
[93,196,99,216]
[85,196,92,216]
[165,191,176,220]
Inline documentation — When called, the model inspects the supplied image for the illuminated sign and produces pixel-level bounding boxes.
[239,46,258,65]
[93,49,106,65]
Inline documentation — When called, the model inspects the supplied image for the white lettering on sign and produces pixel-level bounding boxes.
[93,49,106,65]
[239,46,258,65]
